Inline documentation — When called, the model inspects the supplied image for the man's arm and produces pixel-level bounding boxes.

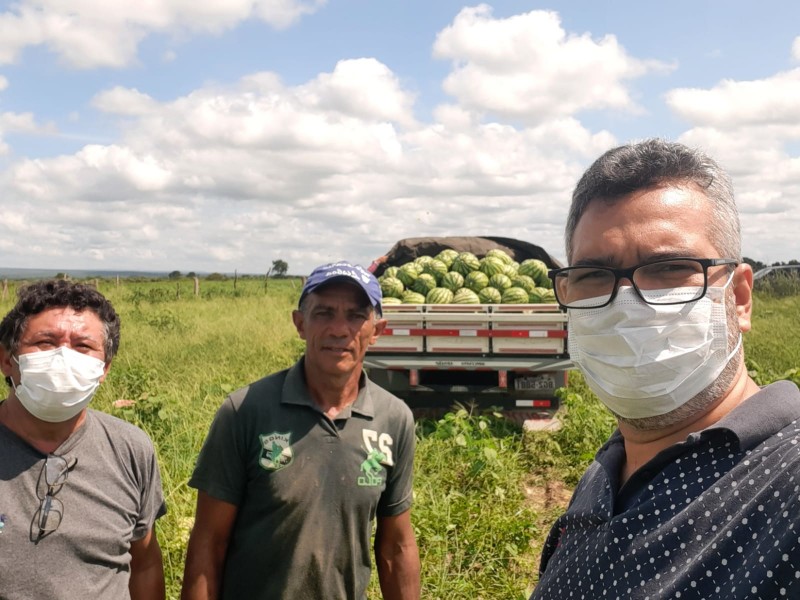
[181,492,239,600]
[374,509,421,600]
[129,527,165,600]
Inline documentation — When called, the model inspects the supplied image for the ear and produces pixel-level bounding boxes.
[0,346,13,379]
[732,262,754,333]
[99,360,112,384]
[369,317,387,345]
[292,309,306,340]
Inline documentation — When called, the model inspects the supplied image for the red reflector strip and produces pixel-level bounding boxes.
[422,328,485,337]
[515,399,552,408]
[382,328,566,338]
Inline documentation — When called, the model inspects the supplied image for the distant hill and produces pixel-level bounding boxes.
[0,267,170,280]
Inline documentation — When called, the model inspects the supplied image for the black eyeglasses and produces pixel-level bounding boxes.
[548,257,738,309]
[31,454,77,541]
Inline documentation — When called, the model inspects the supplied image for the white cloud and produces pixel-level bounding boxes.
[92,87,159,116]
[0,0,326,68]
[2,6,797,273]
[0,111,57,156]
[0,75,8,90]
[666,69,800,127]
[298,59,418,128]
[433,5,673,124]
[793,36,800,62]
[1,56,611,271]
[666,55,800,263]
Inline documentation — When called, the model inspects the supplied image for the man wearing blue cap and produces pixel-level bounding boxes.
[182,262,420,600]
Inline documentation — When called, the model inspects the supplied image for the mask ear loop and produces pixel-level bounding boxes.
[8,355,21,393]
[707,267,737,302]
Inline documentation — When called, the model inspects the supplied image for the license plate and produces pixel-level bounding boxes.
[514,375,556,391]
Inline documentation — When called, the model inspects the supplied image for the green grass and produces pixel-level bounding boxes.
[746,292,800,382]
[0,279,797,599]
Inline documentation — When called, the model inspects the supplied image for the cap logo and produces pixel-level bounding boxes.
[300,260,383,315]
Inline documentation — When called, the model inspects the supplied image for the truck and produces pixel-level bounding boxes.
[364,236,572,423]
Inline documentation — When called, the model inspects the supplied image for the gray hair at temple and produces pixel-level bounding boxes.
[564,138,741,263]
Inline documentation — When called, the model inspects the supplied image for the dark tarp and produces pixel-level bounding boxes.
[374,236,563,277]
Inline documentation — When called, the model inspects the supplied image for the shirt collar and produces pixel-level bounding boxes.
[702,379,800,450]
[281,357,376,419]
[595,380,800,476]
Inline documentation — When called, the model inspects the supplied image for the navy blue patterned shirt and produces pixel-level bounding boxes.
[531,380,800,600]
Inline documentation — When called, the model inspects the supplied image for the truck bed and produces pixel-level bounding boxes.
[365,302,571,418]
[365,236,570,420]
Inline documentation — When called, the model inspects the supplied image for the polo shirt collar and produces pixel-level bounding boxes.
[281,357,376,419]
[598,380,800,474]
[599,380,800,512]
[703,379,800,450]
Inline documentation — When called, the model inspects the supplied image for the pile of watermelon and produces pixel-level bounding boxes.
[377,249,557,305]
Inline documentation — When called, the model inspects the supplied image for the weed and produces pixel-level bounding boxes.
[0,278,796,599]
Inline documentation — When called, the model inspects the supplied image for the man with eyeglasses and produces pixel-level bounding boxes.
[0,280,166,600]
[529,139,800,599]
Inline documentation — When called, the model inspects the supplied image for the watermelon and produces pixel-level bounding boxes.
[464,271,489,293]
[489,273,512,291]
[426,287,454,304]
[453,288,481,304]
[502,287,530,304]
[440,271,464,292]
[396,264,420,287]
[382,296,402,305]
[518,259,549,285]
[486,248,513,264]
[478,286,502,304]
[479,256,506,277]
[422,258,449,283]
[502,263,518,278]
[414,255,434,268]
[529,287,553,303]
[379,276,404,299]
[383,266,399,278]
[435,249,459,268]
[401,290,426,304]
[512,275,537,295]
[411,273,437,295]
[452,252,480,276]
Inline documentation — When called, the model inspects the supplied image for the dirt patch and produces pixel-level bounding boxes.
[522,475,573,513]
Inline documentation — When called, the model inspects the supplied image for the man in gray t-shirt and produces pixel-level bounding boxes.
[182,261,420,600]
[0,280,166,600]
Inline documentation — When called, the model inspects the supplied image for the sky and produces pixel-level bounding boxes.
[0,1,799,276]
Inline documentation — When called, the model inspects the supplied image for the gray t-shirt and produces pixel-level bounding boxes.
[189,358,416,600]
[0,408,166,600]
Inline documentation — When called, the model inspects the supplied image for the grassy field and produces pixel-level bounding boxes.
[0,278,797,599]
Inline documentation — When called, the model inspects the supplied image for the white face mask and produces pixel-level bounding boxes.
[13,346,106,423]
[567,280,740,419]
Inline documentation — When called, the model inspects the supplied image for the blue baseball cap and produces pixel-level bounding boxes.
[299,261,383,316]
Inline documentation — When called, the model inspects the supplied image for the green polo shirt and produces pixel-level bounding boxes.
[189,357,416,600]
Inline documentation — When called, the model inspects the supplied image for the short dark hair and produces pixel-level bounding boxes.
[0,279,121,361]
[565,138,740,262]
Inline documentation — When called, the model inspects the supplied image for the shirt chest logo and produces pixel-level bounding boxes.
[259,432,294,471]
[357,429,395,487]
[358,448,386,487]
